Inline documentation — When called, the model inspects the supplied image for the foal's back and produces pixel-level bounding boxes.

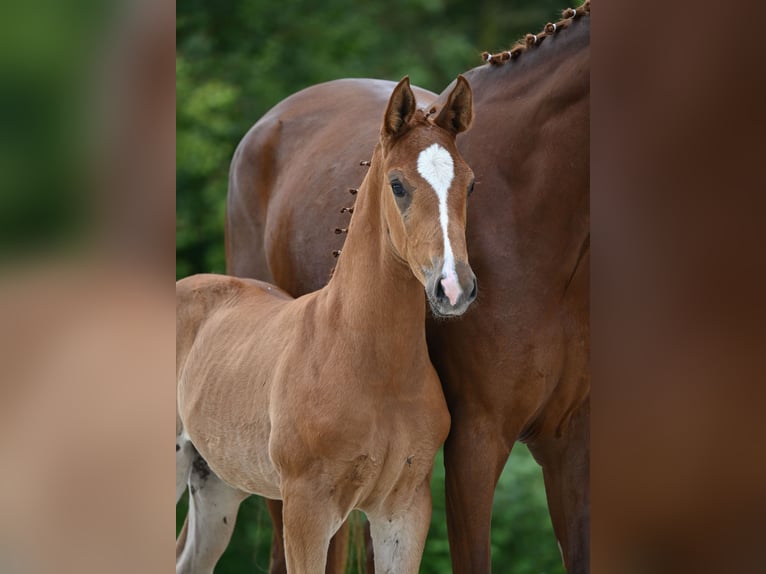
[176,274,292,379]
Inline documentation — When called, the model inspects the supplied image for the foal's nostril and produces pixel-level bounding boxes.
[469,280,478,300]
[435,280,446,301]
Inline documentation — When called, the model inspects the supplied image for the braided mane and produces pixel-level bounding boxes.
[482,0,590,65]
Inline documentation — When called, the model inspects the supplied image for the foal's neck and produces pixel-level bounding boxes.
[322,146,426,341]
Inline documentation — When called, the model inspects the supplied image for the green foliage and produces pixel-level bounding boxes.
[177,0,572,571]
[176,56,240,278]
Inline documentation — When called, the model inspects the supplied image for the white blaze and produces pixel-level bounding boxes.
[417,143,461,305]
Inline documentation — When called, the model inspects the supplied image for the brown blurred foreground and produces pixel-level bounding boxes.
[2,1,766,573]
[0,1,175,573]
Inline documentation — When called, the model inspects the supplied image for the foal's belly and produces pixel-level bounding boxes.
[179,374,282,498]
[192,423,282,500]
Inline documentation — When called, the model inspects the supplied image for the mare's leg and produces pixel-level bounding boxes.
[267,498,351,574]
[364,518,375,573]
[444,412,510,574]
[367,478,433,574]
[527,399,590,574]
[327,517,350,573]
[176,454,249,574]
[176,516,189,561]
[266,500,287,574]
[281,480,344,574]
[266,499,287,574]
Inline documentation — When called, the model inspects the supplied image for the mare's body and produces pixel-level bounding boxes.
[226,6,591,573]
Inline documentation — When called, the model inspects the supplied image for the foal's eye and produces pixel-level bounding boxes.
[468,181,475,197]
[391,181,406,197]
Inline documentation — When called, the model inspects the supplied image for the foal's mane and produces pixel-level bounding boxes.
[482,0,590,66]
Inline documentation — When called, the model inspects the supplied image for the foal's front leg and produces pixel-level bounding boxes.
[265,498,351,574]
[368,478,433,574]
[282,480,345,574]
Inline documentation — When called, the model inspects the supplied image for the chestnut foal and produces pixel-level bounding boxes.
[176,76,477,573]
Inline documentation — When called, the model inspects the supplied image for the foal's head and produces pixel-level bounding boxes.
[377,76,477,317]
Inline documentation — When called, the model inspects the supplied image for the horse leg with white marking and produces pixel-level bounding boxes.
[368,479,433,574]
[176,454,249,574]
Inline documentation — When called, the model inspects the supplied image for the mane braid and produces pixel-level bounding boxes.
[410,109,435,129]
[482,0,590,66]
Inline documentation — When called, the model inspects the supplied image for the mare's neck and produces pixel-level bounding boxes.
[321,147,426,339]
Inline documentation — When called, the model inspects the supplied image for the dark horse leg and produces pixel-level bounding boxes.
[265,500,287,574]
[528,399,590,574]
[176,515,188,561]
[444,410,510,573]
[266,499,350,573]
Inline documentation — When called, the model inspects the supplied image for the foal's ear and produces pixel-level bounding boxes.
[383,76,417,137]
[434,75,473,135]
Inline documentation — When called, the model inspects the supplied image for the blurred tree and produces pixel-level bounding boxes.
[177,1,571,572]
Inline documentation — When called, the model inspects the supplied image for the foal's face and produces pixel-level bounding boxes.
[380,77,477,317]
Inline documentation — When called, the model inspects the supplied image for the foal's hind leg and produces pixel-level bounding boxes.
[177,430,195,503]
[368,478,433,574]
[176,454,249,574]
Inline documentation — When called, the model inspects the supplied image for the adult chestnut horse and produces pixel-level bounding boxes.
[226,4,590,572]
[177,77,478,574]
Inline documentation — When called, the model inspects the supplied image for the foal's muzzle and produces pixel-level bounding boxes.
[425,260,477,317]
